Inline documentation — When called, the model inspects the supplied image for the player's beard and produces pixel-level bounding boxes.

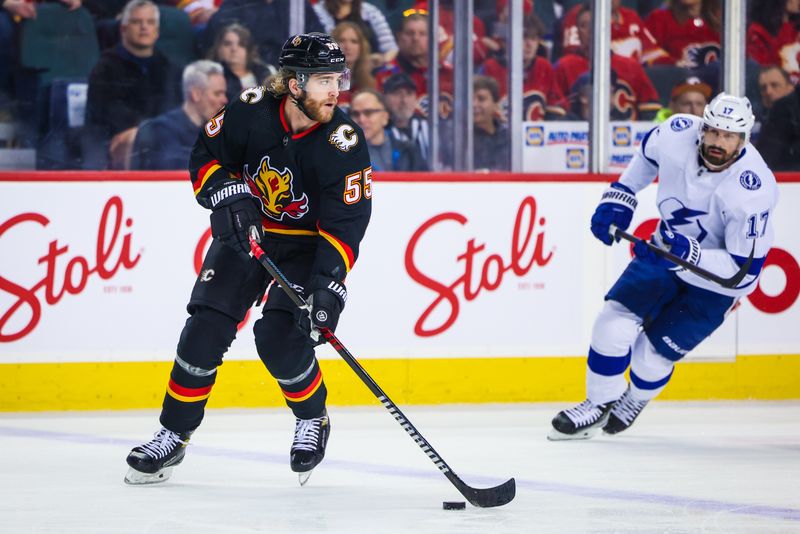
[297,93,336,123]
[701,143,734,167]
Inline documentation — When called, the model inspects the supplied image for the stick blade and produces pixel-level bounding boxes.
[457,477,516,508]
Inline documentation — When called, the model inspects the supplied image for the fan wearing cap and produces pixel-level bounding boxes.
[654,77,712,123]
[383,72,429,164]
[550,93,779,441]
[125,33,373,487]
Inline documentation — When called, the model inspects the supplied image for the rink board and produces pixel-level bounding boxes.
[1,172,798,410]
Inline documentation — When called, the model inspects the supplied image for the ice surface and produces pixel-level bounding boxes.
[1,402,798,533]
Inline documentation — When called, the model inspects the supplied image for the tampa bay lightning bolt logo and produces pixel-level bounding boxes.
[670,117,691,132]
[739,170,761,191]
[659,198,709,242]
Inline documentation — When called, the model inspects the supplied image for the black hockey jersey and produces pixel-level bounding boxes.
[189,87,373,286]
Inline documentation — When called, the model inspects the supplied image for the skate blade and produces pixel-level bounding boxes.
[298,470,313,486]
[547,426,602,441]
[124,466,174,485]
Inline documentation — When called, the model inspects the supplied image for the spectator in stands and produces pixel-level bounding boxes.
[472,75,508,172]
[350,89,425,171]
[201,0,324,68]
[412,0,490,68]
[174,0,221,29]
[313,0,397,69]
[747,0,800,73]
[331,21,376,113]
[555,4,662,120]
[560,0,669,65]
[383,72,428,165]
[479,13,567,121]
[757,83,800,170]
[207,23,274,102]
[130,59,227,170]
[757,66,795,121]
[567,73,592,121]
[84,0,181,169]
[654,76,711,123]
[0,0,83,119]
[375,10,453,118]
[645,0,721,69]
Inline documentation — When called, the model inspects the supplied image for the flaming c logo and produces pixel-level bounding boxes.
[245,155,308,221]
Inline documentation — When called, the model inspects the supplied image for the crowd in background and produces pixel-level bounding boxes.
[1,0,799,171]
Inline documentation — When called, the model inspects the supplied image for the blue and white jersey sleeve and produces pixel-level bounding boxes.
[617,123,662,193]
[676,160,779,297]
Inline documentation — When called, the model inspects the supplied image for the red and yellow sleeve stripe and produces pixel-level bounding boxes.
[166,379,214,403]
[281,369,323,403]
[317,225,355,273]
[193,159,222,196]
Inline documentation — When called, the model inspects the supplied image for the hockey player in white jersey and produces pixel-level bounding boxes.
[549,93,779,440]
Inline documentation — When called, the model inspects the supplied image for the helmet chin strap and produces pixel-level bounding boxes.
[290,90,316,122]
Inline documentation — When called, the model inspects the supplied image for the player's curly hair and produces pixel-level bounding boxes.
[267,68,298,97]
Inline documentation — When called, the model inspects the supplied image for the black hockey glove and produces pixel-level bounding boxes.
[208,180,264,257]
[298,280,347,347]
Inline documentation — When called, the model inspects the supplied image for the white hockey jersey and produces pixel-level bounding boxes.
[617,113,779,297]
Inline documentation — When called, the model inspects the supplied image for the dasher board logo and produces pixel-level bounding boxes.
[566,148,586,170]
[525,125,544,147]
[612,125,631,147]
[244,155,309,221]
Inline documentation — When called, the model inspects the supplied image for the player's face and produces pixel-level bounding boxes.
[121,5,159,51]
[350,93,389,141]
[301,74,342,123]
[672,91,707,117]
[336,27,361,68]
[701,126,744,166]
[218,31,247,70]
[384,87,417,125]
[196,74,228,123]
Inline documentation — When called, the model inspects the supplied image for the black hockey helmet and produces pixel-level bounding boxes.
[279,32,347,74]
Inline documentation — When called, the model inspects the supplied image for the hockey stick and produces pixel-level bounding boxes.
[609,224,755,289]
[248,233,515,508]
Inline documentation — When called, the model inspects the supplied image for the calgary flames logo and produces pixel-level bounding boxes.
[329,124,358,152]
[245,156,308,221]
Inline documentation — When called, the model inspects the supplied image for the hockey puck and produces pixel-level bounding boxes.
[442,501,466,510]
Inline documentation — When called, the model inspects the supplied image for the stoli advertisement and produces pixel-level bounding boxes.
[1,176,799,364]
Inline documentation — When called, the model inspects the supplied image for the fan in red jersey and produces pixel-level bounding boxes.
[560,0,670,65]
[479,14,567,121]
[555,5,662,120]
[644,0,721,69]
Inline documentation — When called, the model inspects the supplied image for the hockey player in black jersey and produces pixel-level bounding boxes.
[125,33,372,486]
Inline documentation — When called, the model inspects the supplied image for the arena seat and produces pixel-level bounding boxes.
[156,6,197,70]
[19,4,99,88]
[644,65,691,106]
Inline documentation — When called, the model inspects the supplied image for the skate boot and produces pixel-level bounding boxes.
[548,399,614,440]
[603,386,649,435]
[124,427,192,485]
[290,409,330,486]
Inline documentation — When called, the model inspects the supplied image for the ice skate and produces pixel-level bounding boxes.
[548,399,614,440]
[290,410,330,486]
[603,386,649,435]
[124,427,192,485]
